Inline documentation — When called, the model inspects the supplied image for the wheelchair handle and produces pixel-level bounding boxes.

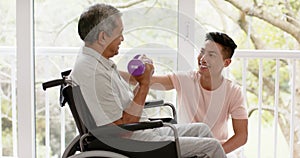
[42,79,65,90]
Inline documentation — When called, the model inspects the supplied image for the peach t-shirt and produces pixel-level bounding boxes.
[168,71,248,141]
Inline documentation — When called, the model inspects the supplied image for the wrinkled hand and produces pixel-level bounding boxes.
[133,55,154,86]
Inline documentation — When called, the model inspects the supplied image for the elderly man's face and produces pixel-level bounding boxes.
[102,17,124,59]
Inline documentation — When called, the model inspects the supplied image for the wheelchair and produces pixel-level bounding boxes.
[42,70,181,158]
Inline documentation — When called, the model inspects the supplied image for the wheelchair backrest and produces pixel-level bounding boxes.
[62,84,97,136]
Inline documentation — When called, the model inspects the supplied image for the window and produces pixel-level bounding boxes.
[0,0,17,157]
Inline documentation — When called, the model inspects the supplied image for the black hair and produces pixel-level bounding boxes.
[205,32,237,59]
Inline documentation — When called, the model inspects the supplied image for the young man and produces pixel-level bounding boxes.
[71,3,226,158]
[150,32,248,154]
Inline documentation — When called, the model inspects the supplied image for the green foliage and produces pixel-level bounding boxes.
[290,0,300,12]
[2,130,12,156]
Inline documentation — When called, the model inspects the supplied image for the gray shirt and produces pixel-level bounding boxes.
[71,47,138,126]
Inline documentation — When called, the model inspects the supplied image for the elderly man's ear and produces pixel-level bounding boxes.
[98,31,106,45]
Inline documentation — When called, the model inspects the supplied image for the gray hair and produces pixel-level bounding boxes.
[78,3,121,43]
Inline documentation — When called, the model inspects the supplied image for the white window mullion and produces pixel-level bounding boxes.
[16,0,35,157]
[178,0,195,71]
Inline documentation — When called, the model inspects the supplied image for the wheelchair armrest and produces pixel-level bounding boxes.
[144,102,177,123]
[90,120,163,136]
[119,120,163,131]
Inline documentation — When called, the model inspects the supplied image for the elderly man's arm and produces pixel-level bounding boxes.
[119,70,138,85]
[114,63,153,125]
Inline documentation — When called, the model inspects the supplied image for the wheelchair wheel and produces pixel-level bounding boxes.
[67,150,129,158]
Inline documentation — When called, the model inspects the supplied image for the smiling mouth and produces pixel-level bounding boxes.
[199,61,209,69]
[200,65,208,68]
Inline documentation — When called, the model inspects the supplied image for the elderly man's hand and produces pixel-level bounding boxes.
[133,55,154,86]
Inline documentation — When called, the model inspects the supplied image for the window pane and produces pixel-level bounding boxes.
[0,0,17,157]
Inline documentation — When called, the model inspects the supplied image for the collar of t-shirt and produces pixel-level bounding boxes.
[82,46,117,70]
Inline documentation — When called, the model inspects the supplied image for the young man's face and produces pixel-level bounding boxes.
[102,17,124,58]
[197,40,230,77]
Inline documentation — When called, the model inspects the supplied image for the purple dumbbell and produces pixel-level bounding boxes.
[127,55,145,76]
